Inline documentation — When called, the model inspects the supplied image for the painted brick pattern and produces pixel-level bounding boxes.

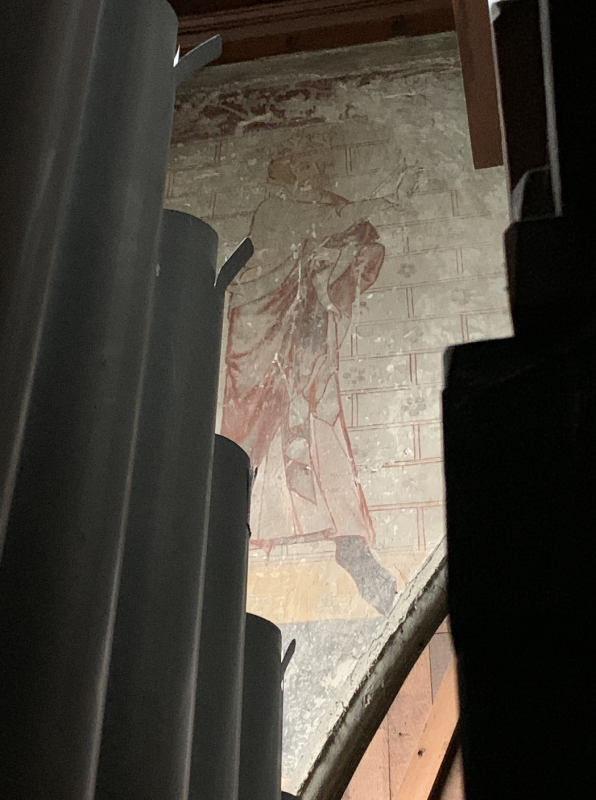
[167,33,512,792]
[165,121,512,567]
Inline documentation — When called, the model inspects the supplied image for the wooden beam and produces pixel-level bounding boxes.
[394,658,459,800]
[491,0,547,192]
[177,0,454,63]
[452,0,503,169]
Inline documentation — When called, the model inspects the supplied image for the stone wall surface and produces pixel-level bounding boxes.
[167,32,512,791]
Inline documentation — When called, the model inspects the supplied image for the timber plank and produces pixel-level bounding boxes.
[176,0,454,61]
[429,632,453,701]
[344,720,390,800]
[387,647,433,797]
[394,658,459,800]
[451,0,503,168]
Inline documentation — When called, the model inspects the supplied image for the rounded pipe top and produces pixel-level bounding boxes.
[214,435,251,468]
[245,613,282,646]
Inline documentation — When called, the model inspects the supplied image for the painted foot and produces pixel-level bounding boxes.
[335,536,397,616]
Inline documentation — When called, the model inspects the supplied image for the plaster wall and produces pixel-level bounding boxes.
[167,32,511,790]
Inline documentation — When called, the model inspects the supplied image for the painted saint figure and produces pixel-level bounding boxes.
[221,141,418,615]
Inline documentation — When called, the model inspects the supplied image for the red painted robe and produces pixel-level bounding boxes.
[221,196,384,549]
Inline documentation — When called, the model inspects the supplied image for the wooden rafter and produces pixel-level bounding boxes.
[395,658,459,800]
[176,0,455,61]
[451,0,503,168]
[175,0,503,171]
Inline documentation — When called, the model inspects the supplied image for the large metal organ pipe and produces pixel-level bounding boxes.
[0,5,287,799]
[95,215,248,800]
[189,435,252,800]
[239,614,284,800]
[0,0,104,552]
[0,3,179,797]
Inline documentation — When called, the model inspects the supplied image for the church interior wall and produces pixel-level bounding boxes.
[166,31,511,792]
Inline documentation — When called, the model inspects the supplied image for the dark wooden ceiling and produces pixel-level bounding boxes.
[174,0,455,62]
[171,0,276,12]
[172,0,503,170]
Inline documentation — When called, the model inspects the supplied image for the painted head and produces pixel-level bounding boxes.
[267,133,333,194]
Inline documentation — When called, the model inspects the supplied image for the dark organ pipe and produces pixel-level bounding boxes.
[239,614,284,800]
[96,213,249,800]
[0,3,178,799]
[189,435,252,800]
[0,0,104,551]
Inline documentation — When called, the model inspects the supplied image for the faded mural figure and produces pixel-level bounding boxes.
[221,137,419,615]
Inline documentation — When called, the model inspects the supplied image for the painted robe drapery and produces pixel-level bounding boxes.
[221,192,384,550]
